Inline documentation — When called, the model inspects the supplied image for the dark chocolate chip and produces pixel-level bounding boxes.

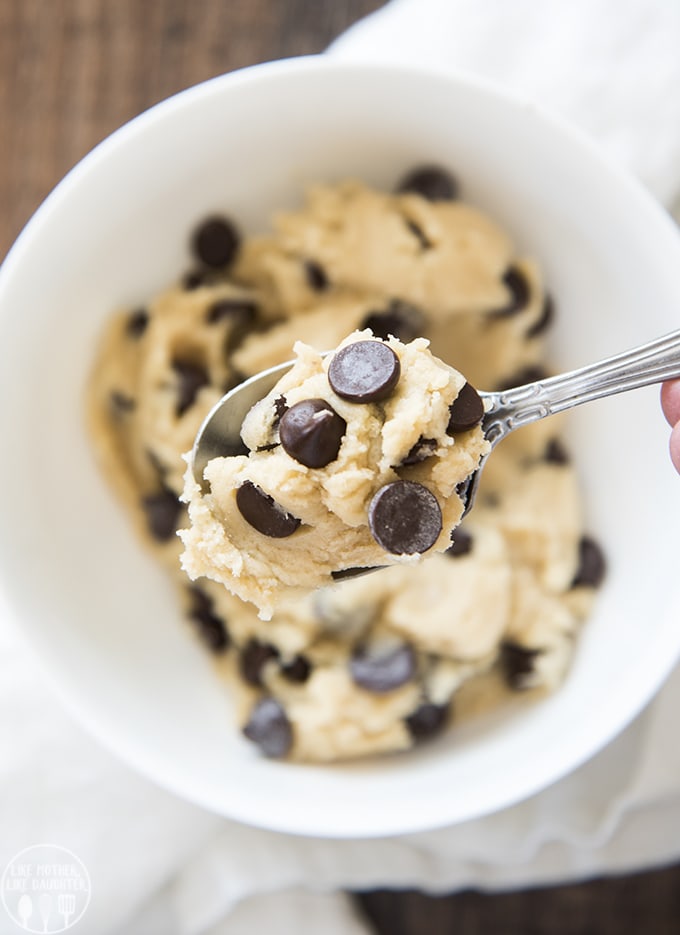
[488,266,531,318]
[350,643,416,693]
[368,480,442,554]
[172,359,210,417]
[396,165,458,201]
[405,218,433,250]
[446,526,473,558]
[183,269,214,290]
[206,297,258,326]
[126,308,149,338]
[571,536,606,589]
[526,294,555,339]
[500,640,542,691]
[242,697,292,758]
[304,259,330,292]
[405,701,449,741]
[110,390,136,414]
[212,300,258,354]
[281,655,311,684]
[360,299,426,344]
[141,488,182,542]
[447,382,484,433]
[239,638,280,687]
[236,481,301,538]
[496,366,548,392]
[279,398,347,469]
[544,438,570,465]
[273,395,288,428]
[400,436,438,466]
[191,216,240,269]
[187,585,230,653]
[328,340,401,403]
[330,566,383,581]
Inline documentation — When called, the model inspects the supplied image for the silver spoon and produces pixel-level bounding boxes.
[193,329,680,516]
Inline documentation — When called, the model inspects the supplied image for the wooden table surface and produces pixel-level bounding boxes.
[3,2,680,932]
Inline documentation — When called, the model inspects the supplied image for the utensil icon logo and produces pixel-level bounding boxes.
[1,845,90,932]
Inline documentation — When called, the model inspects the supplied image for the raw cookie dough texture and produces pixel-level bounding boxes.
[180,331,489,619]
[87,166,606,762]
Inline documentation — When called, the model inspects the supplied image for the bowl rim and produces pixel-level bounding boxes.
[2,54,680,838]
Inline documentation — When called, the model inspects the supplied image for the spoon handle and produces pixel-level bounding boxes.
[482,328,680,444]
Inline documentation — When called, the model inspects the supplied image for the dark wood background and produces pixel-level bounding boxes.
[2,1,680,932]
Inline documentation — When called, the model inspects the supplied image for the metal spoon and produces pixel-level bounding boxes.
[192,329,680,516]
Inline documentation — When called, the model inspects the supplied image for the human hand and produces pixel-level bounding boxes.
[661,381,680,473]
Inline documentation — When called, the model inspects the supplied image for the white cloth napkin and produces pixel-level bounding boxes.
[3,3,680,933]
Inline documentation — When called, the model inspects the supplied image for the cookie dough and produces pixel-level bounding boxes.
[180,331,489,618]
[87,165,605,762]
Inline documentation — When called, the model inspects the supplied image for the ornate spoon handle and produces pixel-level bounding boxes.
[481,329,680,445]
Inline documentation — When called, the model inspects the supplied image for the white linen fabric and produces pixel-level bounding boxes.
[2,2,680,932]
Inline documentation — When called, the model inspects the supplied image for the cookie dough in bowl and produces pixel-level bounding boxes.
[180,331,489,618]
[87,167,604,764]
[3,58,680,835]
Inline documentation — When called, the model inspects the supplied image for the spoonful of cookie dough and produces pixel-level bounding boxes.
[184,328,680,619]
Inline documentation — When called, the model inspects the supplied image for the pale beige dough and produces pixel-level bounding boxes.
[87,173,602,762]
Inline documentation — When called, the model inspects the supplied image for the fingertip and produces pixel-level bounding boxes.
[670,421,680,474]
[661,380,680,427]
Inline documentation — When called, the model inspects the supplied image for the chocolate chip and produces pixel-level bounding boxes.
[279,399,346,469]
[496,366,547,392]
[239,638,280,687]
[110,390,135,415]
[172,359,210,417]
[191,216,240,269]
[304,260,329,292]
[526,294,555,339]
[350,643,416,693]
[126,308,149,338]
[405,702,449,741]
[400,436,438,466]
[207,299,259,355]
[273,395,288,428]
[404,218,433,250]
[330,566,383,581]
[281,655,311,684]
[206,297,258,325]
[396,165,458,201]
[447,382,484,433]
[368,480,442,554]
[183,269,214,290]
[544,438,570,465]
[187,585,230,653]
[571,536,606,589]
[328,340,401,403]
[488,266,531,318]
[242,697,292,758]
[500,641,542,690]
[360,299,426,344]
[236,481,301,538]
[445,526,473,558]
[141,488,182,542]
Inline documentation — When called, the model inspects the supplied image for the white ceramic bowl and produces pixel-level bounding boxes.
[1,57,680,838]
